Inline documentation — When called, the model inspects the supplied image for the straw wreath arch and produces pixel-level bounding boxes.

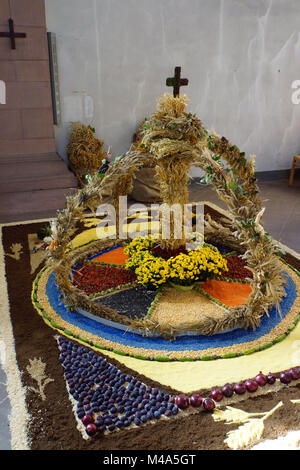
[49,94,286,338]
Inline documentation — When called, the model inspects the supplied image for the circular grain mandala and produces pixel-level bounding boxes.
[32,244,300,362]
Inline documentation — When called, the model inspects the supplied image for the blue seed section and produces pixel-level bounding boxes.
[47,271,296,352]
[58,336,178,435]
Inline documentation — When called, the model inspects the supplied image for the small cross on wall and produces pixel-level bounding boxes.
[166,67,189,97]
[0,18,26,50]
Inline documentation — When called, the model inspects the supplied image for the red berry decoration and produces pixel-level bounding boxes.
[86,423,97,436]
[255,372,267,387]
[210,388,223,402]
[234,382,246,395]
[203,397,215,411]
[220,255,253,281]
[82,414,94,426]
[72,263,136,295]
[267,372,276,384]
[245,379,258,393]
[190,393,203,408]
[175,394,189,410]
[288,368,300,380]
[222,383,233,397]
[279,371,292,384]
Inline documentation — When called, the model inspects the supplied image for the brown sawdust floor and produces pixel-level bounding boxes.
[2,206,300,450]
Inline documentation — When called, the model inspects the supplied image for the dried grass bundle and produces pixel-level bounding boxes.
[67,123,106,186]
[157,93,190,117]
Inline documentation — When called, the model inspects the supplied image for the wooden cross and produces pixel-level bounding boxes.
[0,18,26,50]
[166,66,189,97]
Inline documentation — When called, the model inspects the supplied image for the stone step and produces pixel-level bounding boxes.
[0,152,77,193]
[0,187,77,223]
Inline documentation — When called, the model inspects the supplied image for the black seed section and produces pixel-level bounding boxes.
[96,285,158,319]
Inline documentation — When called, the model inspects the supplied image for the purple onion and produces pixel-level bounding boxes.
[267,372,276,384]
[245,379,258,393]
[279,371,292,384]
[234,382,246,395]
[222,383,233,397]
[210,389,223,402]
[175,394,189,410]
[288,368,300,380]
[190,393,203,408]
[203,398,215,411]
[86,423,97,436]
[255,372,267,387]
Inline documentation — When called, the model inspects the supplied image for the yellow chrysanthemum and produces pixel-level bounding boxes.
[125,237,227,288]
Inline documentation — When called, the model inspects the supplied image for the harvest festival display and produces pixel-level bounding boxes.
[31,68,300,446]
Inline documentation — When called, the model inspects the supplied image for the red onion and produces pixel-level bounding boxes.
[288,368,300,380]
[222,383,233,397]
[210,388,223,402]
[279,371,292,384]
[267,372,276,384]
[203,397,215,411]
[245,379,258,393]
[175,394,189,410]
[86,423,97,436]
[234,382,246,395]
[255,372,267,387]
[190,393,203,408]
[82,414,94,426]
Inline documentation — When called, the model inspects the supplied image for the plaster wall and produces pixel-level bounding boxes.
[45,0,300,174]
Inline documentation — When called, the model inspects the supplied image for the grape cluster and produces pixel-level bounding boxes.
[58,337,179,437]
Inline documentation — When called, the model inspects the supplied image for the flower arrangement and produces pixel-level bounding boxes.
[124,237,228,288]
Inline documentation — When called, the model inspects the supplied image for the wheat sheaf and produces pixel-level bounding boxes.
[26,357,54,401]
[213,402,283,450]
